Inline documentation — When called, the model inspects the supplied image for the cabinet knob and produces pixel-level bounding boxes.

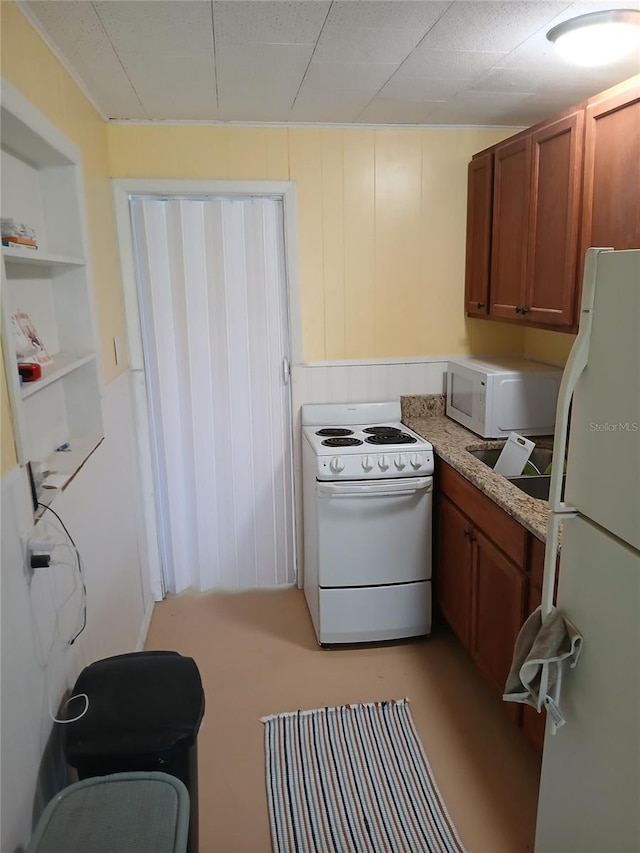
[515,306,522,314]
[521,306,530,314]
[476,302,485,308]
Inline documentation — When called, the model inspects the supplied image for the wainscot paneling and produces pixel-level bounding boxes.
[292,359,447,408]
[1,370,152,853]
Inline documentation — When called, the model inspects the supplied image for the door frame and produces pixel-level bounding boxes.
[112,179,302,599]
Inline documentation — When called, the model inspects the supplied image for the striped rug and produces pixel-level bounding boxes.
[261,698,465,853]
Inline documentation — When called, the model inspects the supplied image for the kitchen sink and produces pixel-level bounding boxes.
[468,446,553,474]
[467,445,566,501]
[507,475,565,501]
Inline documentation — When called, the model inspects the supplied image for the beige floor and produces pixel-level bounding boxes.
[145,588,541,853]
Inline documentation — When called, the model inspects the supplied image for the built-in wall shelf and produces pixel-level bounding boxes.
[34,436,104,516]
[1,79,103,510]
[20,352,96,398]
[3,247,86,268]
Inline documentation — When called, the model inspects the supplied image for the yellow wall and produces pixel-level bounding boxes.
[5,3,574,480]
[1,363,17,472]
[524,328,576,365]
[108,123,522,361]
[1,1,128,474]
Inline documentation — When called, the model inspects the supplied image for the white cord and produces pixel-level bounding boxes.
[50,692,89,724]
[33,512,87,646]
[29,505,91,726]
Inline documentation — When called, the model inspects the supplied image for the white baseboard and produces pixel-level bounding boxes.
[135,598,155,651]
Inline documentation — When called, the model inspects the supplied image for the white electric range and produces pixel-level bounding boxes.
[301,402,434,645]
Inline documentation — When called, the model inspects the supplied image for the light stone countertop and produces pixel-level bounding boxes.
[401,395,552,544]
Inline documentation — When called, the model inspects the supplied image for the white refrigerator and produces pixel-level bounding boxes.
[535,248,640,853]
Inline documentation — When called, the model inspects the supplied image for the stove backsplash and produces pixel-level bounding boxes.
[292,360,448,413]
[401,394,445,420]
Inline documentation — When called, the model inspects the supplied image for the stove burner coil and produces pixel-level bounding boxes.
[365,433,417,445]
[322,437,363,447]
[362,426,402,435]
[316,428,354,437]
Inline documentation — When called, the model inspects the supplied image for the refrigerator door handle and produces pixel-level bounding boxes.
[542,511,578,621]
[542,248,611,622]
[547,247,611,515]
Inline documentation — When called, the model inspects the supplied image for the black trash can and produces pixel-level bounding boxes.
[63,651,205,853]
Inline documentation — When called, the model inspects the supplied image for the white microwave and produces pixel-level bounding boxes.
[446,356,563,438]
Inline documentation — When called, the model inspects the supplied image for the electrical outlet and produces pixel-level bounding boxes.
[22,533,54,581]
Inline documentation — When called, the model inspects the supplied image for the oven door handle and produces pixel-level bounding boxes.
[317,478,432,498]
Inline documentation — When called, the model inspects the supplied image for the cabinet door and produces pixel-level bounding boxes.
[464,152,493,316]
[581,79,640,270]
[525,110,584,328]
[470,529,527,697]
[436,494,473,647]
[490,135,531,320]
[521,577,546,754]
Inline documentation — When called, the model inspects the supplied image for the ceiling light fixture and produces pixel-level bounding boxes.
[547,9,640,67]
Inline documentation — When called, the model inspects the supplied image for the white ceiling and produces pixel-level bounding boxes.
[21,0,640,126]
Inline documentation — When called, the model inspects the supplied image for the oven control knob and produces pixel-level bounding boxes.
[362,455,374,472]
[410,454,423,470]
[330,456,345,473]
[394,454,406,470]
[378,454,390,471]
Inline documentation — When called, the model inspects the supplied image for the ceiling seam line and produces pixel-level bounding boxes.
[290,1,334,113]
[211,0,219,112]
[91,0,149,119]
[453,1,576,95]
[469,0,576,93]
[354,0,455,122]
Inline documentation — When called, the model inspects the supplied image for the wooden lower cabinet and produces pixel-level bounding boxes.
[470,529,527,697]
[437,494,474,646]
[436,460,546,748]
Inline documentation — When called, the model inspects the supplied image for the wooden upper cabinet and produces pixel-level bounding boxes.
[490,135,531,320]
[465,75,638,333]
[581,77,640,266]
[464,152,493,316]
[525,110,584,328]
[490,110,583,328]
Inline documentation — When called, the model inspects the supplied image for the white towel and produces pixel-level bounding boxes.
[503,606,583,729]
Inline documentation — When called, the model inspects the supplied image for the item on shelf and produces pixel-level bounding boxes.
[11,310,53,366]
[18,362,42,382]
[1,218,36,237]
[2,236,38,249]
